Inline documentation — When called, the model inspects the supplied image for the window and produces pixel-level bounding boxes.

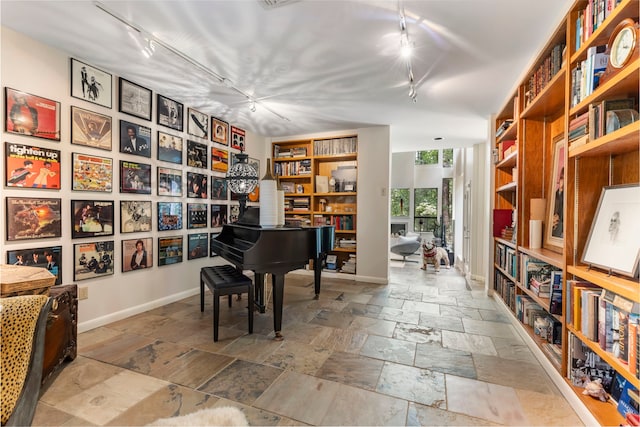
[414,188,438,232]
[443,149,453,168]
[391,188,409,217]
[415,150,439,165]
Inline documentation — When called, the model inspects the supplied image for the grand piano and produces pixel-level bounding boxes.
[211,209,335,340]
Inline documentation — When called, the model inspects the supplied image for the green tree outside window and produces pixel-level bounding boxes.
[415,150,439,165]
[391,188,409,216]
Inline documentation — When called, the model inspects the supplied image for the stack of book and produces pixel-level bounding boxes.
[495,120,513,138]
[525,42,565,107]
[341,254,356,274]
[338,238,356,249]
[568,111,589,149]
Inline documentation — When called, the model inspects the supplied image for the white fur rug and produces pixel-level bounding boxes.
[148,406,248,426]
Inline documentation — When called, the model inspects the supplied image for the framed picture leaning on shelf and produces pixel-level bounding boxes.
[545,135,565,251]
[581,184,640,278]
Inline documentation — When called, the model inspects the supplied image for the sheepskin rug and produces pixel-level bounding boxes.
[148,406,248,426]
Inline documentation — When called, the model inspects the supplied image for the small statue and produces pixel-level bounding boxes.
[582,378,608,402]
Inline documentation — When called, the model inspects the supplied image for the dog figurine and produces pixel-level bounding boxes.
[421,240,450,272]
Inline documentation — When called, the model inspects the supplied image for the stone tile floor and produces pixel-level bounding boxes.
[34,262,584,426]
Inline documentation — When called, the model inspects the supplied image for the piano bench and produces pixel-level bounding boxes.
[200,265,254,342]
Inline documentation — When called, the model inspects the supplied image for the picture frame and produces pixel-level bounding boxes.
[119,160,151,194]
[157,202,182,231]
[211,147,229,172]
[119,120,151,158]
[211,117,229,145]
[73,240,114,281]
[72,152,113,192]
[71,106,112,151]
[158,236,183,266]
[122,237,153,272]
[230,126,245,151]
[187,203,208,229]
[157,131,183,164]
[6,142,61,189]
[187,172,208,199]
[157,167,183,197]
[581,184,640,278]
[187,139,208,169]
[187,107,208,139]
[7,245,63,285]
[71,200,114,239]
[210,232,220,257]
[70,58,112,109]
[211,204,228,228]
[188,233,209,260]
[120,200,152,233]
[229,204,240,223]
[157,94,183,131]
[5,87,61,141]
[6,197,62,241]
[118,77,152,121]
[544,135,565,251]
[211,176,228,201]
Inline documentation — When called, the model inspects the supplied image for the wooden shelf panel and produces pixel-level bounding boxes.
[313,211,356,216]
[278,175,312,179]
[521,67,566,119]
[569,121,640,158]
[496,181,517,193]
[515,281,562,323]
[314,153,357,162]
[495,264,518,284]
[496,121,517,143]
[518,246,564,269]
[274,156,311,162]
[520,322,562,372]
[565,380,625,427]
[494,237,516,249]
[567,265,640,303]
[286,210,311,214]
[332,247,356,253]
[314,192,357,197]
[495,151,518,169]
[335,230,356,234]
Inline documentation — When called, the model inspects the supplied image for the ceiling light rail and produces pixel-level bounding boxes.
[399,3,417,102]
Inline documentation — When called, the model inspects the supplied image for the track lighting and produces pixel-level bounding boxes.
[249,100,257,112]
[399,4,417,102]
[141,38,155,58]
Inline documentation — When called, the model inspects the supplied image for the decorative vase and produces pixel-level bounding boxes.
[276,176,285,226]
[259,158,278,227]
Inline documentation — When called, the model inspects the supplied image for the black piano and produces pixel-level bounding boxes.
[211,211,334,340]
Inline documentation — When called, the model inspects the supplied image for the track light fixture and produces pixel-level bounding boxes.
[249,100,257,112]
[399,4,417,102]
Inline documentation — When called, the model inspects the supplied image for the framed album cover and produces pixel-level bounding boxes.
[73,240,114,281]
[119,120,151,158]
[158,201,182,231]
[7,245,63,285]
[188,233,208,260]
[187,107,208,139]
[6,142,60,189]
[120,200,152,233]
[157,94,183,131]
[72,152,113,192]
[119,160,151,194]
[157,167,182,197]
[119,77,152,121]
[70,58,112,109]
[211,117,229,145]
[158,236,183,266]
[211,176,228,201]
[71,106,112,151]
[230,126,245,151]
[187,203,208,229]
[71,199,114,239]
[211,147,228,172]
[6,197,62,241]
[210,232,220,257]
[187,139,208,169]
[122,237,153,272]
[5,87,61,140]
[187,172,208,199]
[211,204,227,228]
[157,131,183,164]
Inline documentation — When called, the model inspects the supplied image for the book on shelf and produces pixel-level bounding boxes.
[568,332,616,394]
[291,147,307,157]
[548,270,563,315]
[496,119,513,137]
[616,375,639,418]
[315,175,329,193]
[325,254,337,270]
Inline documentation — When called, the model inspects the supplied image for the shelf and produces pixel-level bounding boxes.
[515,281,562,323]
[333,247,356,253]
[313,211,356,216]
[521,67,566,119]
[495,181,517,193]
[278,175,312,179]
[274,156,311,162]
[518,246,563,269]
[495,150,518,169]
[284,192,312,196]
[564,380,625,427]
[567,325,640,389]
[569,121,640,158]
[334,230,356,234]
[286,210,311,214]
[495,264,518,284]
[496,121,517,143]
[567,265,640,303]
[314,192,357,197]
[520,322,562,373]
[314,153,357,162]
[494,237,516,249]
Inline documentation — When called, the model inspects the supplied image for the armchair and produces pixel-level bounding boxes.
[390,234,422,262]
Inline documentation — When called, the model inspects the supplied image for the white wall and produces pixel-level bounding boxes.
[1,27,267,331]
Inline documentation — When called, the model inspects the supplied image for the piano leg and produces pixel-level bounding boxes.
[272,273,285,341]
[313,252,327,299]
[254,272,266,313]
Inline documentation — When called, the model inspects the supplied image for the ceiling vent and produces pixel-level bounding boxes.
[258,0,300,9]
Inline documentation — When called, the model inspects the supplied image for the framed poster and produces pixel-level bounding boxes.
[5,142,60,189]
[187,203,208,229]
[211,204,227,228]
[118,77,152,121]
[158,201,182,231]
[157,94,183,131]
[71,106,112,151]
[72,152,113,192]
[73,240,114,281]
[122,237,153,272]
[157,131,183,164]
[70,58,112,109]
[210,232,220,257]
[7,245,63,285]
[581,185,640,278]
[187,139,208,169]
[71,200,114,239]
[119,120,151,158]
[545,136,565,251]
[157,167,182,197]
[120,200,152,233]
[211,147,228,172]
[187,172,208,199]
[119,160,151,194]
[229,204,240,223]
[6,197,62,241]
[211,176,228,201]
[187,107,208,139]
[5,87,61,140]
[188,233,209,260]
[211,117,229,145]
[230,126,245,151]
[158,236,183,266]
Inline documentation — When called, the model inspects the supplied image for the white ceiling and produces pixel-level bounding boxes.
[1,0,570,153]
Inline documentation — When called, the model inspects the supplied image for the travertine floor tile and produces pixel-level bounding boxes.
[462,317,520,339]
[393,321,442,344]
[315,350,384,390]
[415,342,476,378]
[473,353,558,395]
[376,362,446,408]
[441,330,498,356]
[516,388,583,426]
[359,334,416,365]
[263,340,332,375]
[407,402,499,426]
